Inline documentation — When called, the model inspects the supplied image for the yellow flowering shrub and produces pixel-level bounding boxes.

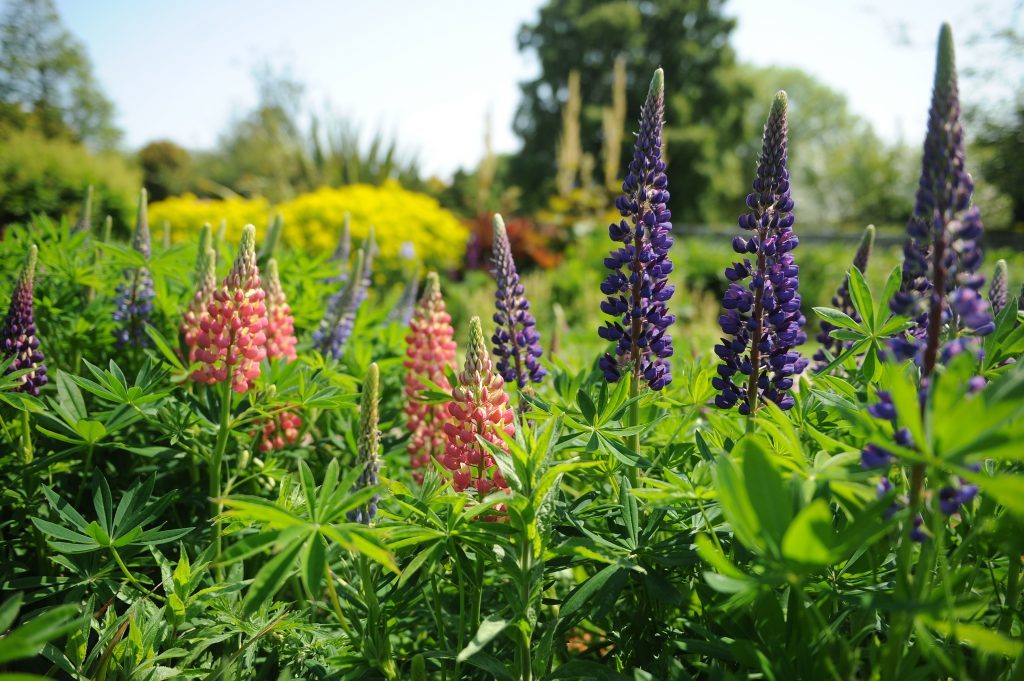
[277,182,468,270]
[149,194,272,244]
[149,182,468,273]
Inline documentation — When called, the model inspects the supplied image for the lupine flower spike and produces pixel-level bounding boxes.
[257,411,302,453]
[326,212,352,283]
[813,225,875,368]
[72,186,93,235]
[263,259,298,361]
[182,225,216,358]
[864,26,987,540]
[891,24,992,370]
[404,272,458,481]
[443,316,513,502]
[715,91,806,415]
[598,68,675,391]
[192,225,268,394]
[989,259,1008,316]
[492,214,545,388]
[112,189,156,349]
[349,362,381,524]
[386,263,422,326]
[313,248,366,359]
[2,245,47,395]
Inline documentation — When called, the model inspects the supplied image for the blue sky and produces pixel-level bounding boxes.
[55,0,1021,178]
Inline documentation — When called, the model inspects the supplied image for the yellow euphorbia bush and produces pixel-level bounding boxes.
[150,182,469,272]
[149,193,272,243]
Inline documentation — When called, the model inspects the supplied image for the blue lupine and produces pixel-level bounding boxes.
[492,214,545,388]
[326,212,352,284]
[714,91,806,415]
[2,245,47,396]
[313,246,369,359]
[989,259,1008,316]
[598,68,675,391]
[348,362,381,524]
[112,190,155,349]
[890,24,993,370]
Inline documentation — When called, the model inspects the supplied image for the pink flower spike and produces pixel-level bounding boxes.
[191,225,268,394]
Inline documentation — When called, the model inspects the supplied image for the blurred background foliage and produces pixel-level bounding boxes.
[0,0,1021,270]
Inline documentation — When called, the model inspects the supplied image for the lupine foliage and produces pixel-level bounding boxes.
[1,31,1024,681]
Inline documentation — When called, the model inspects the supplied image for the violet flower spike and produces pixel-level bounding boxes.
[313,248,367,359]
[112,189,155,349]
[2,245,47,395]
[891,24,992,372]
[598,68,675,391]
[714,91,806,415]
[492,214,546,388]
[989,259,1008,316]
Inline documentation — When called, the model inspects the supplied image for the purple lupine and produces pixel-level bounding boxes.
[313,247,369,359]
[813,225,874,369]
[2,245,47,395]
[714,91,806,415]
[112,190,155,349]
[598,68,675,391]
[492,214,545,388]
[989,259,1008,316]
[325,212,352,284]
[890,24,993,371]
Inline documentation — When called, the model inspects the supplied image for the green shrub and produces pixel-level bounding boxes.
[0,129,140,230]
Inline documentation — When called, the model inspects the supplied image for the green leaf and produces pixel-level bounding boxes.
[812,307,860,331]
[302,533,326,598]
[877,265,903,328]
[925,619,1023,658]
[738,435,791,555]
[713,455,763,554]
[457,616,510,662]
[781,499,836,569]
[241,533,306,616]
[0,594,23,633]
[0,604,81,664]
[846,266,873,327]
[558,564,623,626]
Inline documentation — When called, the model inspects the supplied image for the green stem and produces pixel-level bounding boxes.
[358,554,396,679]
[110,546,160,599]
[21,409,33,464]
[326,565,355,638]
[626,370,640,488]
[518,527,533,681]
[210,381,232,580]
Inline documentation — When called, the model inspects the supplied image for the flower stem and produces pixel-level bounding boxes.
[210,381,232,580]
[745,227,768,417]
[21,409,32,464]
[626,370,640,488]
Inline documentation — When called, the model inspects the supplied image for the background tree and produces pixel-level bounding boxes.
[511,0,751,221]
[138,140,193,201]
[741,66,917,230]
[0,0,120,148]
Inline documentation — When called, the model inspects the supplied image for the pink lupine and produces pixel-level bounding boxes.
[257,409,302,452]
[263,258,297,361]
[442,316,513,500]
[192,225,268,394]
[404,272,457,481]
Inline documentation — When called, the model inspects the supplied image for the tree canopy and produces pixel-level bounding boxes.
[510,0,751,221]
[0,0,120,148]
